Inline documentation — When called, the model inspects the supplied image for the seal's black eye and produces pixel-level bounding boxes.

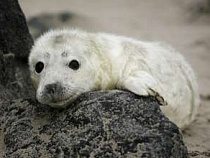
[35,61,44,73]
[69,60,80,70]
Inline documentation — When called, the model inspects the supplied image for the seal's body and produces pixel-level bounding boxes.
[29,29,200,129]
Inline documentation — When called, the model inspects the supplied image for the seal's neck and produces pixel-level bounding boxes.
[89,38,118,90]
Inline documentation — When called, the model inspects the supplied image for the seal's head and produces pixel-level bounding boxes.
[29,29,99,108]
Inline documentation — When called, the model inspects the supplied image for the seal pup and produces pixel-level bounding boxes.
[29,29,200,129]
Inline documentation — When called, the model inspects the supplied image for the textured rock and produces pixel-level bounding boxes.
[0,0,35,100]
[0,0,33,60]
[0,90,188,158]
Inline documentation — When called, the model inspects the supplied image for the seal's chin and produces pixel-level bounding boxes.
[47,95,78,108]
[48,98,72,108]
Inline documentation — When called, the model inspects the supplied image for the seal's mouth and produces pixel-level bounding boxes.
[47,94,78,108]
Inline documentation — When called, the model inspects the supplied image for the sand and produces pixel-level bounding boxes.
[18,0,210,156]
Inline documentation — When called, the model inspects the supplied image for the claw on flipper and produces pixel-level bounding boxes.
[148,88,167,106]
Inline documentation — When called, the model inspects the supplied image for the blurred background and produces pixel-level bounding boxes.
[19,0,210,156]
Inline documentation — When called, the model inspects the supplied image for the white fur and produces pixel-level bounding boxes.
[29,29,200,129]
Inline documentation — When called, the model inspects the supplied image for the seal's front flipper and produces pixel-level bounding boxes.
[148,88,167,106]
[122,71,167,106]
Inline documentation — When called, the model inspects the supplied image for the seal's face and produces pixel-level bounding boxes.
[29,30,97,108]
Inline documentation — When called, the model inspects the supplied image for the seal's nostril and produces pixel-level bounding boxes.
[45,83,57,95]
[50,86,55,94]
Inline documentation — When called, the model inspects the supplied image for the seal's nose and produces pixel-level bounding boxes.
[41,82,66,104]
[45,83,59,95]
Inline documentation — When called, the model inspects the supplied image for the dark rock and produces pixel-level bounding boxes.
[0,0,35,100]
[0,50,15,86]
[0,90,188,158]
[0,0,33,60]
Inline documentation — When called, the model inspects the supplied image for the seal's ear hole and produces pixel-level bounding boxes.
[35,61,44,74]
[69,60,80,70]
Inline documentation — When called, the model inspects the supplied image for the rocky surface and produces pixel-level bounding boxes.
[0,0,33,60]
[0,91,188,158]
[0,0,35,101]
[0,0,189,157]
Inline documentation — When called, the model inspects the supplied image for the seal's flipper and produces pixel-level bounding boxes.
[148,88,168,106]
[122,71,167,106]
